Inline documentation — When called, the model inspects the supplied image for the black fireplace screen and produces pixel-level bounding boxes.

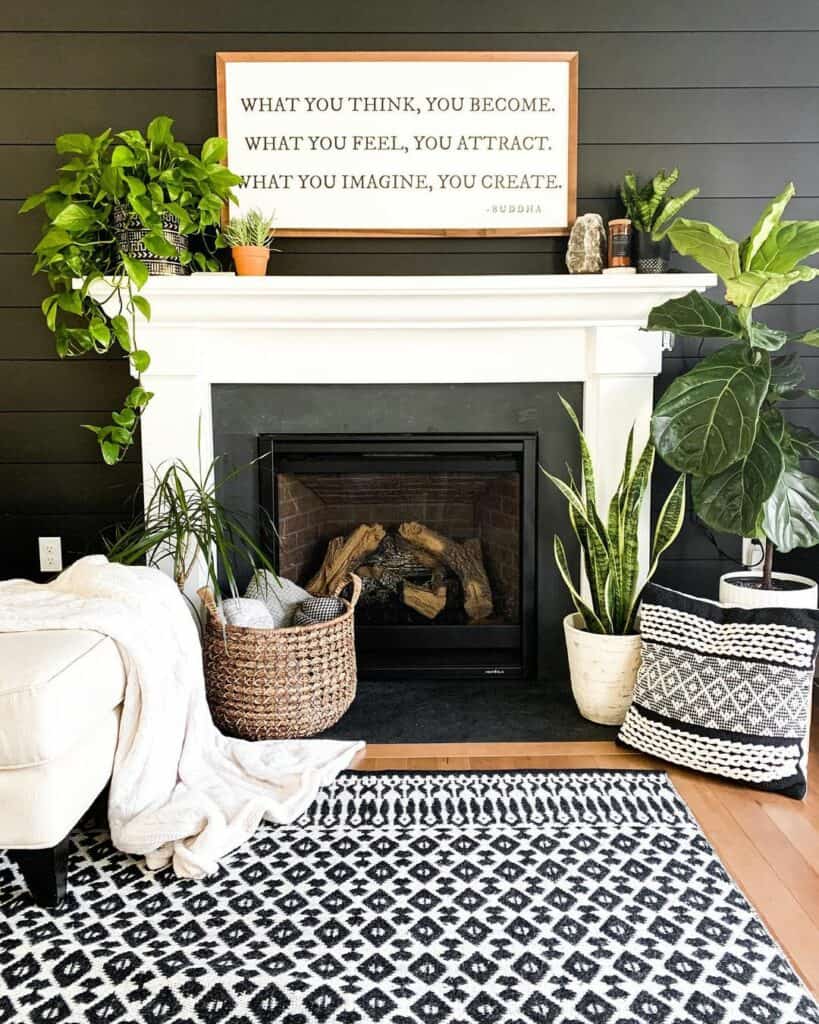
[259,435,536,679]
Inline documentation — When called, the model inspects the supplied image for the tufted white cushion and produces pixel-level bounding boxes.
[0,630,125,769]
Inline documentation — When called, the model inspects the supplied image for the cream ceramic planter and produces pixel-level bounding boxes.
[563,613,642,725]
[719,571,818,610]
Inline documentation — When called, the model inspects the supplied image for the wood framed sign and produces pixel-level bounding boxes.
[216,51,578,237]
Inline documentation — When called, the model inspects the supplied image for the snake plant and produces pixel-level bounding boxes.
[620,168,699,241]
[542,396,687,635]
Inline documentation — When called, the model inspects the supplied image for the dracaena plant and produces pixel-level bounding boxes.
[20,116,241,465]
[646,183,819,583]
[620,168,699,241]
[541,397,687,635]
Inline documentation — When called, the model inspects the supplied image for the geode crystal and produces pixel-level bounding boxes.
[565,213,607,274]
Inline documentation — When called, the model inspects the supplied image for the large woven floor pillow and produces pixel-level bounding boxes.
[618,582,819,798]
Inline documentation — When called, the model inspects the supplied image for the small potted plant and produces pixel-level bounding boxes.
[542,397,686,724]
[222,208,278,276]
[620,168,699,272]
[20,117,241,464]
[647,183,819,609]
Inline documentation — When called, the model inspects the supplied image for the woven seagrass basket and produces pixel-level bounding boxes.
[198,574,361,740]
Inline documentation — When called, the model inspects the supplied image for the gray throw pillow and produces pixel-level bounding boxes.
[245,572,312,627]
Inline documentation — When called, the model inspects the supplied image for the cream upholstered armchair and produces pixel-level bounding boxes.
[0,630,124,906]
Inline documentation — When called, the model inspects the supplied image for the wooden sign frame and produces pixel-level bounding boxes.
[216,51,579,237]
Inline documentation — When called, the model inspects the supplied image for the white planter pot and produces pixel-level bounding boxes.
[563,613,642,725]
[719,571,818,610]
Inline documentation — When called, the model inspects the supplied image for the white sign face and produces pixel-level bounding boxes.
[217,52,578,236]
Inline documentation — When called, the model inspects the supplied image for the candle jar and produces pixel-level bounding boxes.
[607,218,633,268]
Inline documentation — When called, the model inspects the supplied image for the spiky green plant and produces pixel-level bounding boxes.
[541,397,687,634]
[620,168,699,241]
[221,207,278,248]
[104,448,278,601]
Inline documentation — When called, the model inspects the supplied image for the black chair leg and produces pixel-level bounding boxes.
[11,838,69,908]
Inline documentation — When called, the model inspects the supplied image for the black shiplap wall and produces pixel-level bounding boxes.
[1,1,817,588]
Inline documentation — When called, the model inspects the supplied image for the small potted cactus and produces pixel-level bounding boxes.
[222,207,278,276]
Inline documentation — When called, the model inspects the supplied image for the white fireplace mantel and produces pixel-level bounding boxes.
[103,272,715,594]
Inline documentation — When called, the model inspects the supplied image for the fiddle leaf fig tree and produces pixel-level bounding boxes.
[20,117,241,464]
[646,184,819,584]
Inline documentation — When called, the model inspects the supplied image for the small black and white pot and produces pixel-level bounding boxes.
[719,570,818,610]
[635,233,672,273]
[112,204,189,277]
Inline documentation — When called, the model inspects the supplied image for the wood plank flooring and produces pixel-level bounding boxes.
[351,708,819,997]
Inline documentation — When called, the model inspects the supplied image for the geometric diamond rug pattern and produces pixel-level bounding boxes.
[1,770,817,1024]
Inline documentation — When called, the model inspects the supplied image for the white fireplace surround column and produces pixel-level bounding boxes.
[97,273,715,597]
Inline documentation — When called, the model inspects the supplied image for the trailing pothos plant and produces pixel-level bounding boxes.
[542,397,687,635]
[20,117,241,465]
[647,183,819,584]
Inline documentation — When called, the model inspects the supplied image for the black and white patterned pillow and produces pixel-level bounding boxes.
[618,582,819,799]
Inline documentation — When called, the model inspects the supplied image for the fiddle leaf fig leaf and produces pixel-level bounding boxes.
[724,266,819,310]
[740,182,795,270]
[784,424,819,461]
[751,219,819,274]
[691,412,785,536]
[769,353,805,396]
[762,466,819,553]
[666,217,741,283]
[646,290,742,338]
[651,343,771,476]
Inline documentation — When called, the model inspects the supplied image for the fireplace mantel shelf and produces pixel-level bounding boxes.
[99,272,716,330]
[118,271,716,597]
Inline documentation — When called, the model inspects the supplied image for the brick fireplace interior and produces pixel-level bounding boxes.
[260,435,536,679]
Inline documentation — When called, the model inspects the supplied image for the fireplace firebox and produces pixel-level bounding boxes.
[259,434,536,679]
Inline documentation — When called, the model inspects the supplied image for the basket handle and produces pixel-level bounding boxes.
[197,587,223,623]
[332,573,362,609]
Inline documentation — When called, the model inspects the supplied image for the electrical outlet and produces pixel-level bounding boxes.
[742,537,762,569]
[38,536,63,573]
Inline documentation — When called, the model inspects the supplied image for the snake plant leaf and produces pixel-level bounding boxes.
[761,466,819,552]
[724,266,819,310]
[646,291,743,338]
[784,423,819,461]
[651,187,700,240]
[750,219,819,274]
[553,534,607,634]
[651,343,771,476]
[647,474,687,581]
[666,218,741,283]
[740,182,795,270]
[558,394,596,507]
[691,413,785,536]
[624,471,687,632]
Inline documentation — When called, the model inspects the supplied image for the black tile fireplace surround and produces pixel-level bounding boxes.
[213,382,582,680]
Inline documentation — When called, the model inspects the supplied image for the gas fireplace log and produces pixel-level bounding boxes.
[402,581,448,620]
[307,523,386,595]
[306,536,344,594]
[398,521,493,621]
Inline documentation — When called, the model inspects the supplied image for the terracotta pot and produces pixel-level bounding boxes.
[719,570,818,610]
[563,613,642,725]
[231,245,270,276]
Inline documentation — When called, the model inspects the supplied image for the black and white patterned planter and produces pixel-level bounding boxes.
[112,204,189,277]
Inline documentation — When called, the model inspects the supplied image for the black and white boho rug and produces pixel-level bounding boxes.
[1,770,818,1024]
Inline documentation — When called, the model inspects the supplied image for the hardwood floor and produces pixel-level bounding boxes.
[352,708,819,997]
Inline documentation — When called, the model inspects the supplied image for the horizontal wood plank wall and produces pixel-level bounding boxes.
[0,3,817,586]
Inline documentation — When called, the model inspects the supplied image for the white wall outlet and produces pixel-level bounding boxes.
[38,536,63,573]
[742,537,762,569]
